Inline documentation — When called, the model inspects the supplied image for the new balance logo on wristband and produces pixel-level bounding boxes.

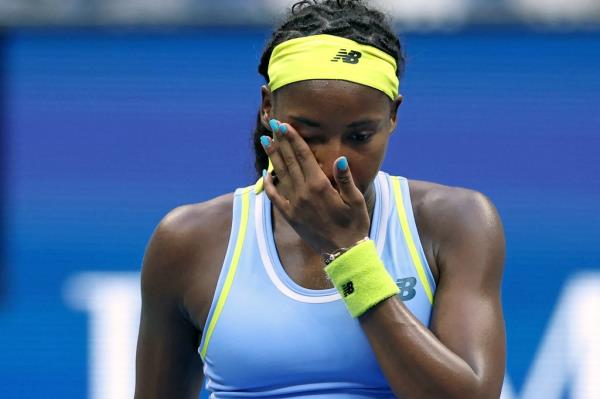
[341,281,355,297]
[331,49,362,64]
[396,277,417,301]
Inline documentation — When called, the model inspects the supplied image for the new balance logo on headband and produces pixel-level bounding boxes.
[331,49,362,64]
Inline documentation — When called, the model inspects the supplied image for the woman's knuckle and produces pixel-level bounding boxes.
[288,163,301,175]
[275,169,287,179]
[337,174,352,185]
[296,192,310,206]
[282,155,295,168]
[309,180,328,193]
[351,196,364,206]
[296,148,311,161]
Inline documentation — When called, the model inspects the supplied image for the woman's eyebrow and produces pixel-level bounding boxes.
[346,119,378,128]
[289,116,378,128]
[289,115,321,127]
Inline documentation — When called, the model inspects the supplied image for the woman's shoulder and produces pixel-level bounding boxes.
[157,192,235,247]
[407,179,498,221]
[141,193,235,299]
[405,179,504,280]
[407,179,501,229]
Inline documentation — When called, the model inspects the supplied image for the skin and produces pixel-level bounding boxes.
[135,80,506,398]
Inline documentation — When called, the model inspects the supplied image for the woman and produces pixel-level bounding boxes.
[135,1,506,398]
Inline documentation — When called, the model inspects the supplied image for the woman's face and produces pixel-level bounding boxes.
[261,80,402,194]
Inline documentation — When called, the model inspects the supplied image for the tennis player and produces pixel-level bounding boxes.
[135,1,506,398]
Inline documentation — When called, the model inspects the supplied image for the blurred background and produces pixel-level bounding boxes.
[0,0,599,398]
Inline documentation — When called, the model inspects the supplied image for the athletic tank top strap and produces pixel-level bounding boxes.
[385,174,436,306]
[198,186,254,361]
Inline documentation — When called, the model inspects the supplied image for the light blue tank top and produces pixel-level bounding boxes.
[198,172,437,398]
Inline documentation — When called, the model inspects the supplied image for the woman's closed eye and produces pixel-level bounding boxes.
[347,132,374,143]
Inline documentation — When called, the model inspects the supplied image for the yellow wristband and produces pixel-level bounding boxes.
[324,239,399,318]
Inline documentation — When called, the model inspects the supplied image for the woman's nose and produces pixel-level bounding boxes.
[312,141,342,179]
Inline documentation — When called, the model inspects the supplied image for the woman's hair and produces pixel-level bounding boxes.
[251,0,405,177]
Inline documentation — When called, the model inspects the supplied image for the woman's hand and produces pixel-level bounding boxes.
[260,119,370,254]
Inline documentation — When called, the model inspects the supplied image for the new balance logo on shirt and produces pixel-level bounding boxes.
[331,49,362,64]
[396,277,417,301]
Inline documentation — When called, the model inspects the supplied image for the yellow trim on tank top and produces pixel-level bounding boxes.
[391,177,434,304]
[200,187,252,361]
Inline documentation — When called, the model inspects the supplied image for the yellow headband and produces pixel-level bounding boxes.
[267,34,399,100]
[255,34,399,193]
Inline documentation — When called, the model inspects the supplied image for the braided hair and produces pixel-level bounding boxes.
[251,0,405,177]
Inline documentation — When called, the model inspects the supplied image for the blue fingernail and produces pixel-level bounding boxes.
[262,169,267,178]
[269,119,279,133]
[337,156,348,171]
[279,124,287,134]
[260,135,271,148]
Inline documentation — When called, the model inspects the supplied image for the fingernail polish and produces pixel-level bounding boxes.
[262,169,267,178]
[269,119,279,133]
[260,135,271,148]
[337,156,348,171]
[279,124,287,134]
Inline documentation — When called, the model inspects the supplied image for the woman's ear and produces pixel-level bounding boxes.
[260,85,274,130]
[389,94,403,131]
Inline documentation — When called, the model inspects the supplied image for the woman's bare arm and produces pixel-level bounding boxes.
[135,209,205,399]
[360,187,506,399]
